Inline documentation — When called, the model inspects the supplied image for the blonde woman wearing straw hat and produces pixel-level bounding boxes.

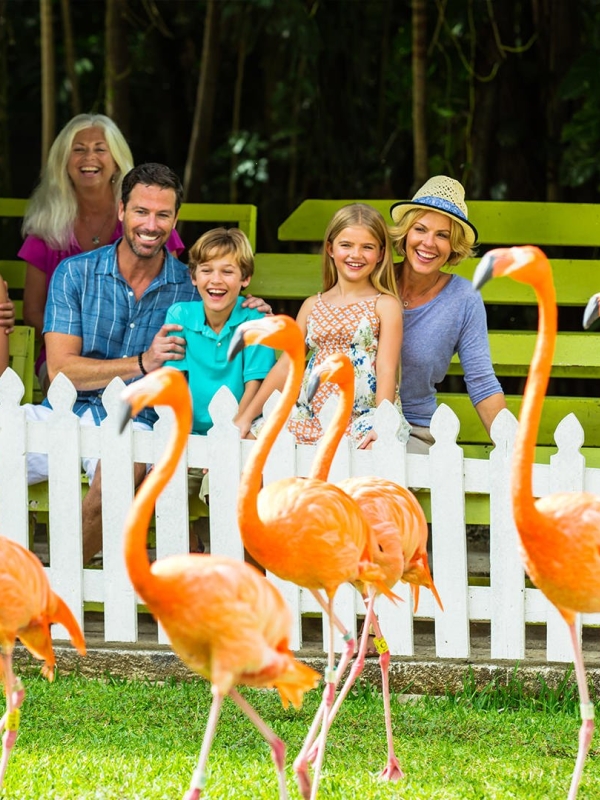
[390,175,506,454]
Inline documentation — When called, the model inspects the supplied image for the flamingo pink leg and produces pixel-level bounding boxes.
[567,622,595,800]
[183,690,224,800]
[0,654,25,789]
[294,591,357,800]
[229,689,288,799]
[305,592,385,767]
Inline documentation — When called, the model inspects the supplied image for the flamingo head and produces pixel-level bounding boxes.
[227,314,303,360]
[583,293,600,330]
[118,367,192,434]
[306,352,354,403]
[472,245,550,292]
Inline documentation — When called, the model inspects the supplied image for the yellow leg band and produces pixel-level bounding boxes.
[6,709,20,731]
[373,636,389,655]
[581,702,595,721]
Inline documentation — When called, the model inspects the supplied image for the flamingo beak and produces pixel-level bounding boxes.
[583,293,600,330]
[118,401,134,434]
[228,326,247,360]
[472,252,498,292]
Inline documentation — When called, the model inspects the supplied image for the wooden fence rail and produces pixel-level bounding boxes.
[1,367,599,664]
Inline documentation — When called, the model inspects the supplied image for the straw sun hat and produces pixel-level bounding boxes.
[390,175,478,245]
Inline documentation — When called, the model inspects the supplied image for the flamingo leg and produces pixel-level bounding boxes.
[370,615,404,781]
[305,590,381,767]
[0,654,25,789]
[295,592,355,800]
[567,621,595,800]
[229,689,288,800]
[182,688,224,800]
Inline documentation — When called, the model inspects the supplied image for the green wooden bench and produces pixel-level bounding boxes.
[253,199,600,470]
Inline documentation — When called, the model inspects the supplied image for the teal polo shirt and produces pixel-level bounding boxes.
[164,297,275,434]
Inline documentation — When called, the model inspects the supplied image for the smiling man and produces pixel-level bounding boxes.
[23,163,198,564]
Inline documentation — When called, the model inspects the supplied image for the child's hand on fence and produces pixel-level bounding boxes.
[357,430,377,450]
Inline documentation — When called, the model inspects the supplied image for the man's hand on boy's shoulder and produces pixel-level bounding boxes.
[241,294,272,315]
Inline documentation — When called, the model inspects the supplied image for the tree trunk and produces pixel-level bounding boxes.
[411,0,428,190]
[40,0,55,167]
[60,0,80,116]
[0,0,10,195]
[105,0,130,136]
[229,20,247,204]
[183,0,221,202]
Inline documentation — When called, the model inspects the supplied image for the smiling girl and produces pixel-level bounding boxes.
[235,203,410,448]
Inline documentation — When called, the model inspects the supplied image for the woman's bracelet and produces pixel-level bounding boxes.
[138,352,147,375]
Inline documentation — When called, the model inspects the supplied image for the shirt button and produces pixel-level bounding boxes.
[129,291,134,296]
[217,342,222,347]
[130,323,135,329]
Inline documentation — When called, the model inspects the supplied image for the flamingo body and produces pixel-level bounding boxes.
[473,245,600,800]
[229,316,392,799]
[119,368,318,799]
[302,352,442,782]
[0,535,86,787]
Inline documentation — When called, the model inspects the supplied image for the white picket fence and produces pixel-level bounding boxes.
[1,366,599,665]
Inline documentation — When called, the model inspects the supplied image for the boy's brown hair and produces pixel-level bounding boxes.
[188,227,254,280]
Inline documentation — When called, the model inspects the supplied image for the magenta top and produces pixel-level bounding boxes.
[18,224,186,374]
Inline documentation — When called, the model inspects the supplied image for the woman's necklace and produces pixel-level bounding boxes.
[89,209,114,246]
[399,273,442,308]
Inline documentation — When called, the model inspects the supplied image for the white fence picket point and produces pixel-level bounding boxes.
[207,386,244,559]
[489,409,525,659]
[545,415,585,661]
[372,400,408,486]
[0,366,25,405]
[99,378,138,642]
[430,403,470,658]
[45,374,84,640]
[0,369,29,546]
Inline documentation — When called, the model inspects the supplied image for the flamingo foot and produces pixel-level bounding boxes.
[379,755,404,782]
[293,759,312,800]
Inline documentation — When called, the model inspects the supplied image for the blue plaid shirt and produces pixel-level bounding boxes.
[43,240,198,426]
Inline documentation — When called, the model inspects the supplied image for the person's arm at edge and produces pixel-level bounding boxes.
[0,278,15,335]
[0,277,9,373]
[23,263,46,338]
[474,392,507,438]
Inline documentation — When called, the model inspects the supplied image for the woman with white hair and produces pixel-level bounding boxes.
[390,175,506,453]
[19,113,184,392]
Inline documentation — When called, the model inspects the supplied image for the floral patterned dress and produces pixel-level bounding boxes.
[287,293,411,444]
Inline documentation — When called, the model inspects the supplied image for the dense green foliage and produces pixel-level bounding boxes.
[5,0,600,248]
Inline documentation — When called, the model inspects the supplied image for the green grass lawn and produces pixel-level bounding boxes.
[0,668,599,799]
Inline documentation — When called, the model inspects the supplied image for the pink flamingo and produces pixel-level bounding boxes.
[0,536,86,788]
[228,315,395,800]
[119,368,319,800]
[475,246,600,799]
[303,352,442,781]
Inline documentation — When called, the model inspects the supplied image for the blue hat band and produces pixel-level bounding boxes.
[414,195,467,221]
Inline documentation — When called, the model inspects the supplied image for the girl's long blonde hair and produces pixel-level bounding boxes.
[22,114,134,250]
[322,203,398,297]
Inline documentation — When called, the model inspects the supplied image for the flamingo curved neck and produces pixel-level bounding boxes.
[310,380,354,481]
[124,406,191,594]
[512,274,557,524]
[238,334,305,534]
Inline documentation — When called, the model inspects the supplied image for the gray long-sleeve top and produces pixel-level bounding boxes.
[400,273,503,427]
